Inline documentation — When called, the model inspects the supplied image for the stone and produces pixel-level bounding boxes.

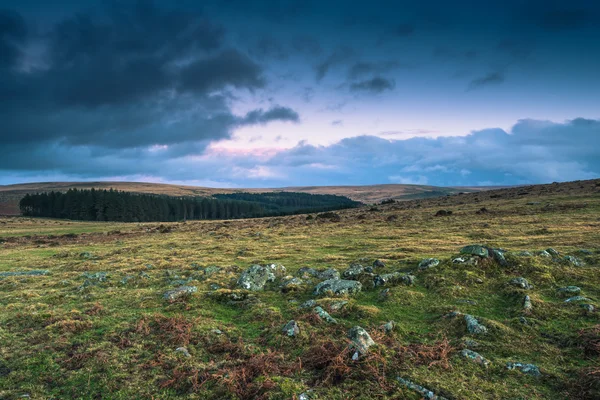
[282,320,300,337]
[373,272,415,287]
[435,210,453,217]
[313,279,362,296]
[517,251,533,257]
[577,249,593,255]
[373,259,385,268]
[492,249,508,266]
[265,263,286,276]
[382,320,395,334]
[564,255,583,267]
[557,286,581,296]
[523,295,532,311]
[461,349,490,368]
[280,277,304,292]
[120,275,135,285]
[163,286,197,301]
[506,362,541,377]
[580,304,595,312]
[209,283,221,290]
[396,377,448,400]
[418,258,440,270]
[82,271,108,282]
[452,257,467,264]
[564,296,590,303]
[314,306,337,324]
[509,277,533,290]
[460,245,489,258]
[203,266,221,276]
[237,264,276,291]
[175,347,191,358]
[343,263,365,279]
[316,268,340,281]
[0,270,50,278]
[329,300,348,312]
[538,250,551,258]
[348,326,375,355]
[465,314,487,335]
[297,267,318,278]
[299,299,316,309]
[546,248,560,257]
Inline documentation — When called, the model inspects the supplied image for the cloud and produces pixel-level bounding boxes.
[241,106,300,125]
[315,46,354,81]
[0,9,27,68]
[467,72,505,90]
[347,60,405,79]
[350,76,395,93]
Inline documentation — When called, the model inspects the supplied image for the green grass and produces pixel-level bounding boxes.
[0,185,599,399]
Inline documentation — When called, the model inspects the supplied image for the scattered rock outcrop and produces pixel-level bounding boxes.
[314,279,362,296]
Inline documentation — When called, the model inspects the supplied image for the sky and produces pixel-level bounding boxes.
[1,0,599,187]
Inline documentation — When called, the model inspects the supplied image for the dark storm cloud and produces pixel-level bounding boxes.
[0,9,27,68]
[350,77,395,93]
[241,106,300,125]
[467,72,505,91]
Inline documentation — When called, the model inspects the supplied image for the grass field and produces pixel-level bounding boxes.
[0,179,599,399]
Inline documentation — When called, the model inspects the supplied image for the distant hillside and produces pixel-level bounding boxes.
[0,181,493,216]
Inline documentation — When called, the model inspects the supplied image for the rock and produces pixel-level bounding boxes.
[435,210,453,217]
[314,306,337,324]
[509,277,533,290]
[564,296,590,303]
[538,250,551,258]
[0,270,50,278]
[564,255,583,267]
[523,295,532,311]
[557,286,581,296]
[343,263,365,279]
[506,362,541,377]
[282,320,300,337]
[378,288,391,301]
[329,300,348,312]
[461,349,490,368]
[209,283,221,290]
[452,257,467,264]
[297,267,318,278]
[580,304,595,312]
[316,268,340,281]
[396,377,448,400]
[299,299,316,309]
[237,264,276,291]
[373,259,385,269]
[577,249,593,255]
[460,245,489,258]
[139,271,150,279]
[82,271,108,282]
[463,339,480,349]
[298,391,314,400]
[546,248,560,257]
[120,275,135,285]
[175,347,191,358]
[492,249,508,266]
[348,326,375,355]
[465,314,487,335]
[457,299,478,306]
[313,279,362,296]
[418,258,439,270]
[211,329,223,335]
[80,252,95,259]
[373,272,415,287]
[280,277,304,292]
[203,266,221,276]
[163,286,197,301]
[382,320,395,334]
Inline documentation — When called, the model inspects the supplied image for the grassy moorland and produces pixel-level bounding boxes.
[0,179,599,399]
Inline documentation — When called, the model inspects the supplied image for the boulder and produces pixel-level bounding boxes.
[0,270,49,278]
[506,362,541,377]
[564,296,590,303]
[564,255,583,267]
[314,306,337,324]
[373,272,415,287]
[523,295,532,311]
[163,286,197,301]
[343,263,365,279]
[460,245,489,258]
[418,258,439,270]
[546,248,560,257]
[396,377,448,400]
[509,277,533,290]
[373,259,385,269]
[465,314,487,335]
[237,265,276,291]
[492,249,508,266]
[280,277,304,292]
[557,286,581,296]
[348,326,375,355]
[461,349,490,368]
[317,268,340,281]
[314,279,362,296]
[282,320,300,337]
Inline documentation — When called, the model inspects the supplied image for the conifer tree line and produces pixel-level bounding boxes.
[19,188,360,222]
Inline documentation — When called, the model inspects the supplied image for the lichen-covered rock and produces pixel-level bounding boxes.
[299,299,316,309]
[396,377,448,400]
[517,251,533,257]
[280,277,304,292]
[163,286,197,301]
[314,306,337,324]
[461,349,490,368]
[523,295,532,311]
[316,268,340,281]
[509,277,533,290]
[175,347,191,358]
[328,300,348,312]
[557,286,581,296]
[492,249,508,266]
[82,271,108,282]
[0,270,50,278]
[564,255,583,267]
[297,267,318,278]
[282,320,300,337]
[373,259,385,269]
[373,272,415,287]
[348,326,375,355]
[460,245,489,258]
[506,362,541,377]
[418,258,439,270]
[564,296,590,303]
[465,314,487,335]
[237,264,276,291]
[538,250,551,258]
[313,279,362,296]
[546,248,560,257]
[382,320,395,334]
[580,304,595,312]
[343,263,365,279]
